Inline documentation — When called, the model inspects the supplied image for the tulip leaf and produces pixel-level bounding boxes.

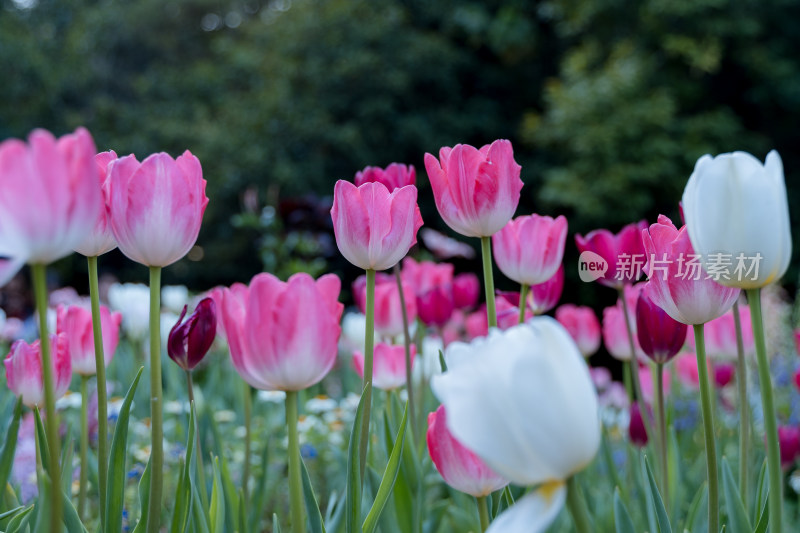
[4,504,33,533]
[219,454,239,532]
[171,405,197,533]
[721,458,752,533]
[132,457,152,533]
[363,402,408,533]
[0,506,24,521]
[301,455,327,533]
[753,459,768,523]
[643,455,672,533]
[273,512,282,533]
[33,407,49,469]
[106,366,144,533]
[346,386,368,533]
[438,350,447,372]
[753,500,768,533]
[685,482,708,533]
[0,398,22,493]
[239,489,248,533]
[209,457,226,533]
[613,488,636,533]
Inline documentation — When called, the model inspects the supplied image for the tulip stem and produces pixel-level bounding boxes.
[146,266,164,533]
[732,301,750,506]
[567,476,592,533]
[186,371,209,511]
[393,264,417,445]
[477,496,489,532]
[87,254,109,526]
[518,283,529,324]
[480,237,497,328]
[747,288,782,533]
[656,363,669,510]
[242,383,253,504]
[358,269,376,481]
[31,263,62,532]
[286,390,304,532]
[78,375,89,522]
[619,289,654,442]
[693,324,718,533]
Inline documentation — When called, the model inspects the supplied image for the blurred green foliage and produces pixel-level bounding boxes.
[1,0,799,292]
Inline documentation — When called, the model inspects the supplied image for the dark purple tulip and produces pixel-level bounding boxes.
[168,297,217,371]
[629,402,648,447]
[636,289,687,364]
[713,363,736,388]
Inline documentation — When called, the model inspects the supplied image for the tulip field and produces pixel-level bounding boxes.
[1,130,799,533]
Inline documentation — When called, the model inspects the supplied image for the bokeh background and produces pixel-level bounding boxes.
[2,0,799,308]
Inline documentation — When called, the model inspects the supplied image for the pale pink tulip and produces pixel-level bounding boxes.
[675,352,702,389]
[74,150,119,257]
[424,140,523,237]
[602,284,646,361]
[4,334,72,407]
[527,265,564,315]
[555,304,601,357]
[354,163,415,191]
[638,365,671,405]
[401,258,454,295]
[106,151,208,267]
[219,272,343,391]
[427,405,508,497]
[353,273,417,337]
[575,221,648,288]
[0,128,103,265]
[705,305,754,361]
[493,215,567,285]
[353,343,415,391]
[56,304,121,376]
[641,215,739,325]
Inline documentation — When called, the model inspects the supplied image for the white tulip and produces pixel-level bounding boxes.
[108,282,151,341]
[682,150,791,288]
[161,285,189,314]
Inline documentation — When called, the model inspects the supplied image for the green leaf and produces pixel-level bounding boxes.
[301,455,327,533]
[105,366,144,533]
[613,488,636,533]
[132,457,152,533]
[219,455,239,532]
[191,484,211,533]
[239,489,247,533]
[753,459,768,525]
[5,504,33,533]
[0,398,22,492]
[171,406,197,533]
[346,386,368,533]
[33,407,49,469]
[273,512,282,533]
[753,489,768,533]
[60,427,75,496]
[363,402,408,533]
[643,456,672,533]
[0,506,24,520]
[438,350,447,372]
[209,457,226,533]
[686,482,708,533]
[721,458,753,533]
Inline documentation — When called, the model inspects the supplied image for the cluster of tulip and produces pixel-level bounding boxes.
[0,126,795,533]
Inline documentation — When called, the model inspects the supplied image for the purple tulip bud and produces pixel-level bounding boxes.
[168,297,217,371]
[636,290,687,364]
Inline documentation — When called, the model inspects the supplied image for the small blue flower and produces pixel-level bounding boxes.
[301,443,318,459]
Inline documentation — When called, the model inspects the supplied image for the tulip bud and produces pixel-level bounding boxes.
[168,298,217,371]
[628,402,649,447]
[4,334,72,408]
[636,290,687,364]
[493,214,567,286]
[713,363,735,388]
[57,304,122,376]
[353,343,415,391]
[354,163,415,191]
[575,221,648,288]
[778,426,800,469]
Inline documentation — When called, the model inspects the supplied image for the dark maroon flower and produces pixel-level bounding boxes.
[628,402,648,447]
[636,290,687,364]
[168,298,217,371]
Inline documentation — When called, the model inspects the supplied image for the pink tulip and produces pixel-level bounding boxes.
[636,290,687,364]
[331,180,423,271]
[464,302,527,339]
[641,215,739,325]
[527,265,564,315]
[353,343,415,391]
[628,402,649,447]
[56,304,122,376]
[589,367,613,391]
[713,363,736,388]
[0,128,103,265]
[354,163,415,191]
[442,310,467,345]
[219,272,343,391]
[401,258,454,295]
[675,352,702,389]
[417,286,455,327]
[106,151,208,267]
[795,368,800,394]
[74,151,119,257]
[602,284,647,361]
[705,306,754,361]
[465,308,489,340]
[452,273,480,310]
[424,140,523,237]
[168,298,217,371]
[4,334,72,407]
[427,405,508,497]
[353,273,417,337]
[575,220,648,288]
[778,426,800,469]
[493,214,568,285]
[555,304,601,357]
[638,365,671,405]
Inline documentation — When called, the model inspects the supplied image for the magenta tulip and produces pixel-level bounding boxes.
[641,215,739,325]
[168,298,217,371]
[417,286,455,328]
[713,363,736,388]
[402,258,454,294]
[452,273,480,310]
[636,291,687,364]
[555,304,601,357]
[74,150,119,257]
[424,140,523,237]
[56,304,122,376]
[427,405,508,497]
[331,180,423,271]
[628,402,649,447]
[353,273,417,337]
[354,163,415,191]
[219,272,343,391]
[527,265,564,315]
[4,334,72,408]
[106,151,208,267]
[675,352,702,389]
[353,343,415,391]
[778,426,800,469]
[0,127,103,265]
[576,220,648,288]
[493,214,568,285]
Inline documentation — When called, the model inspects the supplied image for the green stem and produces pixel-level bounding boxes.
[87,254,109,527]
[286,390,304,532]
[146,266,163,533]
[31,263,62,532]
[693,324,719,533]
[480,237,497,328]
[517,283,529,324]
[566,477,592,533]
[393,264,417,444]
[622,362,633,404]
[79,375,89,522]
[385,390,394,427]
[656,363,669,510]
[358,269,376,481]
[186,371,209,512]
[619,288,654,442]
[732,301,750,507]
[242,383,252,505]
[477,496,489,532]
[747,288,782,533]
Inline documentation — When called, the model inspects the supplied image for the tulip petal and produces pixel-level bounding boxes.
[486,482,566,533]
